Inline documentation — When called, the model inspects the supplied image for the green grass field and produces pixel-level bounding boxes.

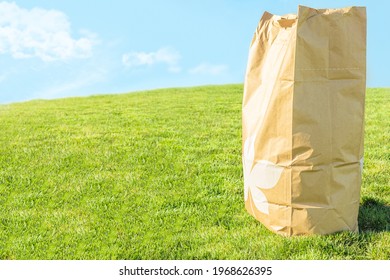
[0,85,389,259]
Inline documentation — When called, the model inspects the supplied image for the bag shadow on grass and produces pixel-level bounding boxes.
[358,197,390,233]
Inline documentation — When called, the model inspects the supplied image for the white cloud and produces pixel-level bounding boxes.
[36,68,107,99]
[0,2,96,62]
[122,47,181,72]
[189,63,228,75]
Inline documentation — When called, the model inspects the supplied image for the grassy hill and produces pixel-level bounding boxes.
[0,85,389,259]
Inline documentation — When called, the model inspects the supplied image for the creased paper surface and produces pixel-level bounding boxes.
[243,5,366,236]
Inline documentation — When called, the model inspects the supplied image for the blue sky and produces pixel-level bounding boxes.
[0,0,388,104]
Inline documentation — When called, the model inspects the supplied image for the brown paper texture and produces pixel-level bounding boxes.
[242,6,366,236]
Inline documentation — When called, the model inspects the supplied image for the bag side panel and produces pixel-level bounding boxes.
[243,12,297,235]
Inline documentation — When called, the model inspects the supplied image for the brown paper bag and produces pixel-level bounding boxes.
[242,5,366,236]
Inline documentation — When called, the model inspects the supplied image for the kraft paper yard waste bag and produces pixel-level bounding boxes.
[242,5,366,236]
